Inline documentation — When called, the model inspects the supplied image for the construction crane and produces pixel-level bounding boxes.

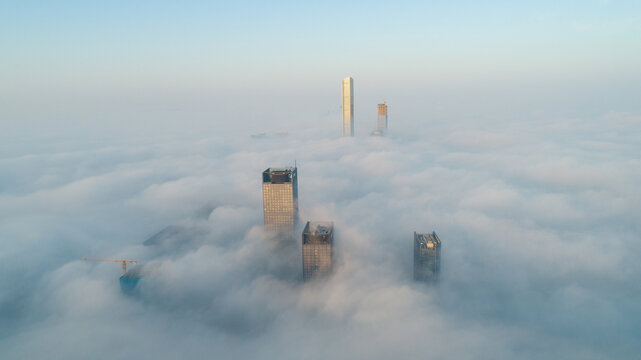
[81,257,137,274]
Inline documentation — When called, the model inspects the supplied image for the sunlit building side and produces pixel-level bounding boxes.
[302,221,334,281]
[262,167,299,234]
[342,77,354,137]
[413,231,441,282]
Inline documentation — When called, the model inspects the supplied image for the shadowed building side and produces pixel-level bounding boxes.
[262,167,299,235]
[414,231,441,282]
[120,266,144,294]
[119,263,160,295]
[302,221,334,281]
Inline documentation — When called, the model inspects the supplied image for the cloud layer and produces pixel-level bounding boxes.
[1,114,640,359]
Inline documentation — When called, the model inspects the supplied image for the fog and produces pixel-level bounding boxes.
[1,109,640,359]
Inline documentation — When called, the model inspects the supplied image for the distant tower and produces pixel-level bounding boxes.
[342,77,354,137]
[302,221,334,281]
[413,232,441,282]
[262,167,299,234]
[377,102,388,132]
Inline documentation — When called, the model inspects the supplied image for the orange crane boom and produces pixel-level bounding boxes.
[81,257,137,273]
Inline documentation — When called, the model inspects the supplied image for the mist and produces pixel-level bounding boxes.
[1,106,640,359]
[3,0,641,357]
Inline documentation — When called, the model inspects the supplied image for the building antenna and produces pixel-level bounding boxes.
[294,159,297,168]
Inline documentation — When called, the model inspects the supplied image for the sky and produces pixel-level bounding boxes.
[1,1,641,359]
[1,0,641,136]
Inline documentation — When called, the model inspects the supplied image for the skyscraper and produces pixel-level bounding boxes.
[342,77,354,137]
[302,221,334,281]
[262,167,298,234]
[414,231,441,282]
[377,102,388,132]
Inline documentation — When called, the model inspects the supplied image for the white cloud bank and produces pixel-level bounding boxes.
[0,113,640,360]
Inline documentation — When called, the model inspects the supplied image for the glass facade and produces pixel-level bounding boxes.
[262,167,298,234]
[342,77,354,137]
[377,103,388,132]
[413,232,441,282]
[302,221,334,281]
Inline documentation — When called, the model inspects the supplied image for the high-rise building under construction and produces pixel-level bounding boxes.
[377,102,388,132]
[262,167,298,234]
[302,221,334,281]
[342,77,354,136]
[414,231,441,282]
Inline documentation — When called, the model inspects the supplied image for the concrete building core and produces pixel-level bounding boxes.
[262,167,298,234]
[302,221,334,281]
[342,77,354,137]
[414,231,441,282]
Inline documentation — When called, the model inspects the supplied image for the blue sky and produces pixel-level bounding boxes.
[1,1,640,135]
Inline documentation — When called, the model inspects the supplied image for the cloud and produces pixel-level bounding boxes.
[1,112,640,359]
[603,111,641,127]
[445,130,517,151]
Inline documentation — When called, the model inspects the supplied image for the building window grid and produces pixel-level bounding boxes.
[302,243,332,280]
[263,181,296,231]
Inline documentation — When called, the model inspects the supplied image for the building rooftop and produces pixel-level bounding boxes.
[265,166,294,172]
[302,221,334,245]
[303,221,334,237]
[415,232,441,249]
[263,167,297,183]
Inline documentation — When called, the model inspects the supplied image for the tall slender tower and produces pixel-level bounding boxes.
[302,221,334,281]
[342,77,354,137]
[262,167,299,234]
[377,102,388,132]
